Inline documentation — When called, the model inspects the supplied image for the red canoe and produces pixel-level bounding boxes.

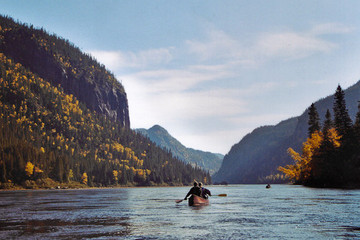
[188,194,209,206]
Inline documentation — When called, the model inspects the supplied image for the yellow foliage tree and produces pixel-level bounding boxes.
[40,147,45,153]
[25,161,35,177]
[68,169,74,181]
[327,128,341,148]
[81,172,88,185]
[113,170,118,182]
[278,131,323,182]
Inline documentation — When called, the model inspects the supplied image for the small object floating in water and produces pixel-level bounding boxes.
[266,184,271,189]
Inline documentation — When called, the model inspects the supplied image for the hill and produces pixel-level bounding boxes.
[0,15,129,127]
[213,80,360,184]
[136,125,223,175]
[0,15,210,188]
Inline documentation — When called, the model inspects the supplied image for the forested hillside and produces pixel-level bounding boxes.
[214,80,360,184]
[0,16,210,188]
[136,125,223,175]
[0,15,129,127]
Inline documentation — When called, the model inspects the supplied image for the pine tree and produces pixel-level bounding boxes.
[333,85,352,139]
[322,109,333,141]
[308,103,320,137]
[312,110,339,186]
[354,101,360,142]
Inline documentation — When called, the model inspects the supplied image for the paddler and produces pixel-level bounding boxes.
[184,181,201,200]
[199,182,211,199]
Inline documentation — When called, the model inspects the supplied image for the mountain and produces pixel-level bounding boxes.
[0,15,210,188]
[136,125,223,175]
[0,15,129,127]
[213,80,360,184]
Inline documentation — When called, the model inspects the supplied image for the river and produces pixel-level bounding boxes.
[0,184,360,239]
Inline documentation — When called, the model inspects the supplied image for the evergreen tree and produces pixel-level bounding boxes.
[322,109,333,142]
[354,101,360,143]
[312,110,338,186]
[350,101,360,182]
[333,85,352,139]
[308,103,320,137]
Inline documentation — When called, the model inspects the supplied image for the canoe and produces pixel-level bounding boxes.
[188,194,209,206]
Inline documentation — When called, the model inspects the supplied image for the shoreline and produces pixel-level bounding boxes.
[0,179,188,191]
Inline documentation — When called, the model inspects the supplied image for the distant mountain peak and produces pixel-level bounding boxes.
[149,125,168,133]
[136,125,224,175]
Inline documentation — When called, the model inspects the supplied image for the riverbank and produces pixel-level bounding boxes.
[0,178,187,191]
[0,178,89,191]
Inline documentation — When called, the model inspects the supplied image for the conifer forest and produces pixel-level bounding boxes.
[279,85,360,188]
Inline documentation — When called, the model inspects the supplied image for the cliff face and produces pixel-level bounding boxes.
[0,16,130,127]
[213,80,360,184]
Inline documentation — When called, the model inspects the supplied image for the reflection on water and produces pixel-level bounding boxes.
[0,217,130,238]
[1,185,360,239]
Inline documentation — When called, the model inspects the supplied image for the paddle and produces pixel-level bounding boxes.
[217,194,227,197]
[175,199,183,203]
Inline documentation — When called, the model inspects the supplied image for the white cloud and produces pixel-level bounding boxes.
[254,23,354,61]
[310,23,354,35]
[122,67,280,131]
[90,47,174,70]
[184,23,353,66]
[91,22,353,74]
[255,31,336,60]
[125,63,234,93]
[185,29,241,61]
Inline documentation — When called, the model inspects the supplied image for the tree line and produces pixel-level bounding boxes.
[279,85,360,188]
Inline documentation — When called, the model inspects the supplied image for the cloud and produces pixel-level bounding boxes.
[185,29,241,61]
[310,23,354,35]
[184,23,353,66]
[254,23,354,61]
[125,63,234,93]
[90,47,174,70]
[91,22,353,74]
[255,31,336,60]
[121,67,279,128]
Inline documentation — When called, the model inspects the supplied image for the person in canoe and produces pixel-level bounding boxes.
[199,182,211,199]
[184,181,201,201]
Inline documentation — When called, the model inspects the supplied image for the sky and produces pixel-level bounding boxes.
[2,1,360,154]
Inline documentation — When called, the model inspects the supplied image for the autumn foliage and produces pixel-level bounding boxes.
[279,85,360,187]
[278,129,340,184]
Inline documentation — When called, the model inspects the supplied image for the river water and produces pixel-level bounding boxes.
[0,184,360,239]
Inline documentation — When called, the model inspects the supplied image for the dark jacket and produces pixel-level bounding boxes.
[200,187,211,199]
[184,186,201,199]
